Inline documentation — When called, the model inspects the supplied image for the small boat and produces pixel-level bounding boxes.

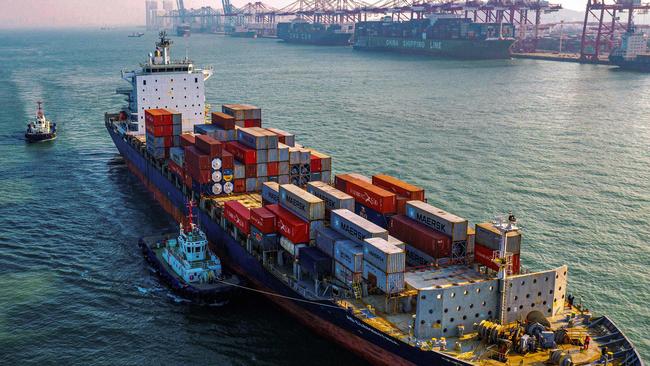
[128,32,145,38]
[139,200,241,304]
[25,101,56,142]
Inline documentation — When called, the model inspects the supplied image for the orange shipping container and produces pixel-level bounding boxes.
[145,108,173,126]
[335,174,396,214]
[372,174,425,201]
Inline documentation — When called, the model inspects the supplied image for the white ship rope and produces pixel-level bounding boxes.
[216,279,344,309]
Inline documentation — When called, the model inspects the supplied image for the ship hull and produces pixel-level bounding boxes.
[25,132,56,142]
[353,36,514,60]
[609,55,650,72]
[106,124,468,366]
[279,32,352,46]
[229,31,257,39]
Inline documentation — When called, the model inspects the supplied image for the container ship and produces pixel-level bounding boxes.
[277,21,353,46]
[353,15,515,59]
[105,31,644,366]
[609,27,650,72]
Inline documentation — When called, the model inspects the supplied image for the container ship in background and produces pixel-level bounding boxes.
[277,21,354,46]
[609,26,650,72]
[353,15,515,59]
[105,31,644,366]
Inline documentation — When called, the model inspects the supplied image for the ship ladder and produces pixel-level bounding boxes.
[352,282,362,300]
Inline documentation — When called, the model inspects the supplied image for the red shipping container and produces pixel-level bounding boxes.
[234,179,246,193]
[265,204,309,244]
[396,196,409,215]
[250,207,276,234]
[180,134,195,147]
[389,215,451,258]
[195,135,223,157]
[245,164,257,178]
[225,141,256,165]
[222,150,234,170]
[189,167,210,184]
[211,112,235,130]
[163,135,174,147]
[243,119,262,128]
[474,243,520,274]
[224,201,251,234]
[145,109,173,127]
[372,174,425,201]
[168,160,184,178]
[147,124,173,136]
[336,174,396,214]
[310,154,322,172]
[184,146,211,170]
[267,162,279,177]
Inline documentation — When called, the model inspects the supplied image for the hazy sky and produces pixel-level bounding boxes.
[0,0,587,29]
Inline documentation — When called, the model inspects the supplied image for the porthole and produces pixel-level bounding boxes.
[450,292,455,298]
[420,320,426,325]
[464,290,468,295]
[531,303,535,308]
[521,281,525,286]
[507,307,511,312]
[562,294,565,299]
[564,271,567,276]
[538,292,542,296]
[450,318,455,323]
[519,305,523,310]
[556,274,559,279]
[436,294,442,300]
[476,288,481,293]
[549,290,554,295]
[470,304,474,309]
[489,286,494,291]
[436,320,441,324]
[443,328,448,333]
[543,301,547,305]
[545,277,549,282]
[533,279,537,284]
[456,306,461,311]
[547,309,552,313]
[482,301,486,306]
[444,308,448,313]
[509,282,513,288]
[559,286,562,291]
[475,313,480,318]
[526,294,530,299]
[488,311,493,316]
[429,309,433,314]
[421,295,427,300]
[462,315,467,320]
[514,296,518,301]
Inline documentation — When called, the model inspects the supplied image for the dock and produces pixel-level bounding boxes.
[512,52,612,65]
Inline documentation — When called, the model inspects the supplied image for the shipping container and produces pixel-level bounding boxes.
[315,226,347,257]
[169,147,185,167]
[211,111,236,130]
[267,149,278,163]
[237,128,267,150]
[262,182,280,204]
[308,150,331,171]
[279,184,325,221]
[298,246,332,277]
[167,160,184,178]
[277,143,290,162]
[266,127,295,147]
[473,243,519,274]
[330,209,388,244]
[222,104,262,120]
[405,201,468,241]
[225,141,257,165]
[334,260,361,285]
[306,181,355,214]
[250,207,276,234]
[389,215,452,259]
[363,237,406,274]
[336,174,396,214]
[234,178,246,193]
[362,260,405,294]
[387,235,406,251]
[145,108,174,127]
[334,240,363,272]
[265,204,310,244]
[288,147,300,165]
[180,133,195,147]
[321,171,331,184]
[354,201,391,229]
[224,200,251,234]
[254,128,278,149]
[233,161,245,179]
[372,174,425,201]
[310,154,322,172]
[195,134,223,157]
[267,162,279,177]
[280,236,306,257]
[257,163,268,177]
[278,175,290,184]
[475,223,522,253]
[250,225,279,251]
[184,146,211,170]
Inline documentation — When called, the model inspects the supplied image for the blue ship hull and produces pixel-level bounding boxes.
[106,124,468,366]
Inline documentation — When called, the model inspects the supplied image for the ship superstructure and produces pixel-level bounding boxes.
[117,31,213,135]
[609,26,650,72]
[25,101,56,142]
[105,35,644,366]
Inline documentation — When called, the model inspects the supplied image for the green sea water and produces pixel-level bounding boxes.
[0,28,648,364]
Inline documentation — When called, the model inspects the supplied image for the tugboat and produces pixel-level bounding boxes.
[139,200,241,304]
[25,101,56,142]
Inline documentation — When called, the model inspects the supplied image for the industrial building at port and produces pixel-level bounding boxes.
[143,0,650,63]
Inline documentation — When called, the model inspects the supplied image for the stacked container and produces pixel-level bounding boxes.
[222,104,262,128]
[262,182,280,205]
[249,206,278,252]
[145,109,182,159]
[333,240,363,284]
[372,174,425,215]
[362,237,406,294]
[474,222,521,274]
[389,215,452,259]
[335,174,397,228]
[223,200,251,235]
[306,181,355,217]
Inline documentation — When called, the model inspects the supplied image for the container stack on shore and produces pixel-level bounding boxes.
[145,109,182,159]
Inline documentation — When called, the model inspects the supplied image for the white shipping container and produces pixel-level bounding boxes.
[387,235,406,251]
[330,209,388,244]
[334,240,363,272]
[280,236,305,257]
[362,260,405,294]
[363,237,406,274]
[405,200,468,241]
[237,128,267,150]
[306,182,355,213]
[279,184,325,221]
[262,181,280,204]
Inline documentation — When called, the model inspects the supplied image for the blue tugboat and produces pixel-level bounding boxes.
[139,201,241,304]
